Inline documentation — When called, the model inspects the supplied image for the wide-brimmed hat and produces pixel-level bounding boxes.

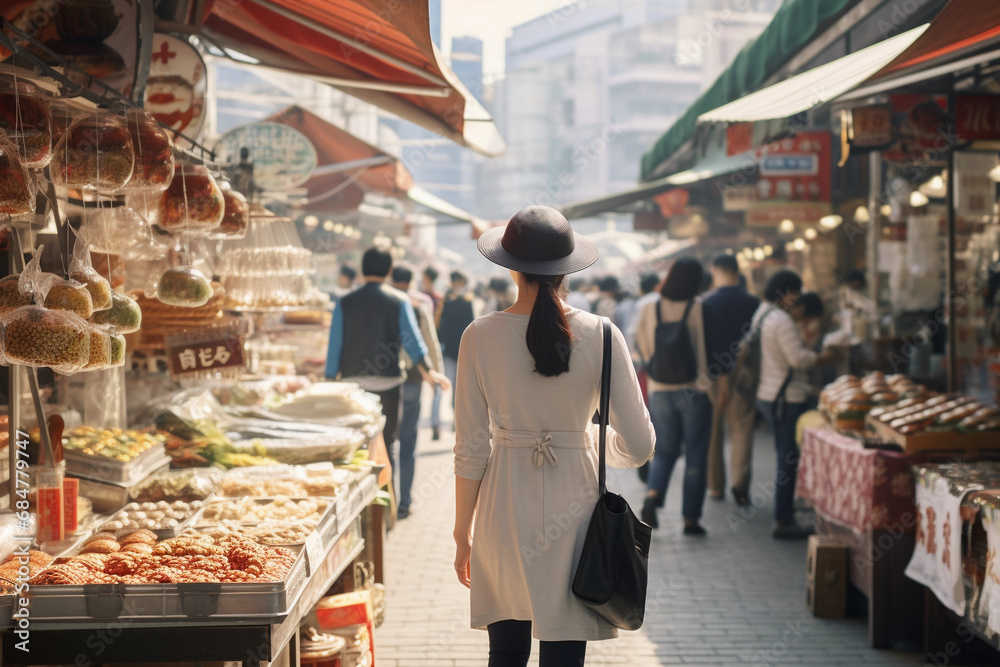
[478,205,598,276]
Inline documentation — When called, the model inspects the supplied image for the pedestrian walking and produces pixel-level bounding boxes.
[636,257,714,534]
[326,247,450,505]
[422,266,445,440]
[702,254,760,506]
[437,269,476,429]
[453,205,654,666]
[748,270,836,539]
[391,265,444,519]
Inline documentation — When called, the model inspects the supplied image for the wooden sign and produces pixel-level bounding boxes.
[165,321,249,378]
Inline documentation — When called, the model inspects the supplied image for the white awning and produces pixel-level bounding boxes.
[698,24,928,125]
[559,152,756,220]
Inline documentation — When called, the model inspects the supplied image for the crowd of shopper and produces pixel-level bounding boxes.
[329,248,836,538]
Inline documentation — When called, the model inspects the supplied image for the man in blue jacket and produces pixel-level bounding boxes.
[326,247,450,500]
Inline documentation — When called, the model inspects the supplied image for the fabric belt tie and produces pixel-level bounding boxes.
[492,427,588,468]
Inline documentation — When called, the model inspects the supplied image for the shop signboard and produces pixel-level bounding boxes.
[955,94,1000,141]
[745,131,831,227]
[214,122,318,190]
[144,34,208,147]
[165,322,249,379]
[883,94,949,163]
[849,105,893,150]
[726,123,755,156]
[722,185,758,211]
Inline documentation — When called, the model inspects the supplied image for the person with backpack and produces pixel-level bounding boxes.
[636,257,715,534]
[702,254,760,507]
[743,270,836,540]
[437,270,477,429]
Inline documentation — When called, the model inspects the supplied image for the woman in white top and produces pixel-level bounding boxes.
[750,270,835,539]
[453,206,654,666]
[635,257,714,534]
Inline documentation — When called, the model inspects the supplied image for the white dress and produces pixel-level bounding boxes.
[454,307,656,641]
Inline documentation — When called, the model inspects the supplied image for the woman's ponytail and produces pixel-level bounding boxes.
[524,273,572,377]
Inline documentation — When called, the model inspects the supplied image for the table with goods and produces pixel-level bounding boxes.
[798,372,1000,650]
[0,52,387,667]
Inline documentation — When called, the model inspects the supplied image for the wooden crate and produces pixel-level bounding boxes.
[806,535,848,618]
[865,415,1000,454]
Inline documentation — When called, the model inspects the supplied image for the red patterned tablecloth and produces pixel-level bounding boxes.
[797,427,917,532]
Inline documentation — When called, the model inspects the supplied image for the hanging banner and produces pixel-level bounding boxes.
[745,131,831,227]
[144,34,208,147]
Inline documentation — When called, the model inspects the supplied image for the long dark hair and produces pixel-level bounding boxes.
[523,272,571,377]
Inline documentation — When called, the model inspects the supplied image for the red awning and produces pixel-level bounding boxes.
[196,0,504,157]
[267,105,412,201]
[873,0,1000,79]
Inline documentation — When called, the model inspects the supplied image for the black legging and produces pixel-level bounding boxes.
[488,620,587,667]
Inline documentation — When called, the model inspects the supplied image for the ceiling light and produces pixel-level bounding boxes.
[880,204,892,217]
[763,244,774,256]
[322,220,334,231]
[792,238,806,251]
[753,248,765,261]
[910,191,929,207]
[303,215,318,229]
[918,173,947,198]
[819,214,843,230]
[779,219,795,234]
[333,223,344,234]
[989,163,1000,182]
[853,206,870,224]
[804,228,818,240]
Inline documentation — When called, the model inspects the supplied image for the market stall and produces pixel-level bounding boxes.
[0,1,481,663]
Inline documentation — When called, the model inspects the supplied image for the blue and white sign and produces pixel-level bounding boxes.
[759,154,818,177]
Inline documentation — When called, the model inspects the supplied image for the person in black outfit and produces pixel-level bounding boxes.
[326,248,449,496]
[702,254,761,506]
[436,270,476,427]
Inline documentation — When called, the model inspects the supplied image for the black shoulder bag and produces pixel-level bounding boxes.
[572,318,652,631]
[647,299,697,384]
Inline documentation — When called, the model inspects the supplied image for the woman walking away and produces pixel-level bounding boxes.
[752,271,836,539]
[636,257,714,535]
[453,205,654,667]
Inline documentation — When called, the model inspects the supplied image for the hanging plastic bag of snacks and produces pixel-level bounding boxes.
[83,326,112,371]
[19,249,95,319]
[211,186,250,239]
[50,113,135,193]
[154,164,224,233]
[0,273,33,316]
[0,80,53,169]
[123,108,174,192]
[1,305,91,374]
[155,265,213,307]
[90,290,141,333]
[0,137,36,216]
[68,238,113,311]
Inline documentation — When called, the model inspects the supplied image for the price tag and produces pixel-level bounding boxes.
[304,531,325,576]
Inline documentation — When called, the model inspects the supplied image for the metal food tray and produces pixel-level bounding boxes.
[64,444,170,485]
[71,461,173,514]
[95,506,202,541]
[191,497,338,553]
[25,544,308,622]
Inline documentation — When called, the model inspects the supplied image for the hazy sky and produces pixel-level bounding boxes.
[441,0,569,79]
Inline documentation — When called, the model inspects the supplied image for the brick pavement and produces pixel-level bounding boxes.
[376,407,926,666]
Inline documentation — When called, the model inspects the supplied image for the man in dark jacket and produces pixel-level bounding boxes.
[436,270,475,429]
[702,254,760,506]
[326,247,449,500]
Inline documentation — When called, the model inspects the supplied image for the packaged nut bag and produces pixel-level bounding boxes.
[18,247,94,319]
[155,265,213,307]
[1,305,91,374]
[69,238,113,311]
[90,291,141,333]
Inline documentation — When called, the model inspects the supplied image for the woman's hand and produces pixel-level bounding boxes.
[454,534,472,588]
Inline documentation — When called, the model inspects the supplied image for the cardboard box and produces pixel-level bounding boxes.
[806,535,848,618]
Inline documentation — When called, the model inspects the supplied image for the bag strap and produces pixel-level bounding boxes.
[680,298,694,324]
[598,317,613,497]
[655,300,661,324]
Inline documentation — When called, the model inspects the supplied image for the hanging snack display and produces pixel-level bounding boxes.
[50,114,135,193]
[0,138,36,215]
[84,327,113,370]
[69,266,113,311]
[109,331,126,366]
[216,187,250,238]
[0,274,33,314]
[90,290,142,332]
[124,108,174,191]
[156,265,214,307]
[41,276,95,319]
[0,81,53,169]
[1,305,91,372]
[155,164,224,233]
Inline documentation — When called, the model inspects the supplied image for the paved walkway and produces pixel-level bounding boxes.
[375,405,926,665]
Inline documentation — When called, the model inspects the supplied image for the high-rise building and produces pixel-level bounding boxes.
[477,0,780,227]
